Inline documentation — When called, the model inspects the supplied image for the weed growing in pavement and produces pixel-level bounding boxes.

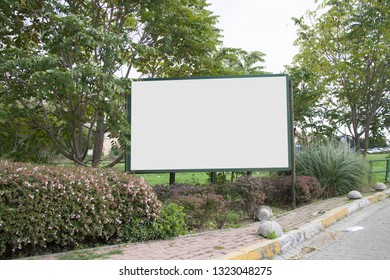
[264,231,278,239]
[58,249,123,260]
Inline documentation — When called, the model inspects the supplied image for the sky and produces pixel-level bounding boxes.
[206,0,320,74]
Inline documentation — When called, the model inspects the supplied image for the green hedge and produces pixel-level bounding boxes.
[0,161,182,259]
[153,175,322,228]
[153,185,228,230]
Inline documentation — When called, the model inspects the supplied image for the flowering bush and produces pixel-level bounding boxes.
[0,160,162,259]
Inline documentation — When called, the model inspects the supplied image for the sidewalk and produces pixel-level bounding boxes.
[32,190,390,260]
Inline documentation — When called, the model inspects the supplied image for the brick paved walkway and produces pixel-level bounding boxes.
[33,196,348,260]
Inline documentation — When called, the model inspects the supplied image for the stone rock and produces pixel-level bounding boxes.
[347,190,363,199]
[256,205,274,221]
[257,221,283,238]
[373,182,387,191]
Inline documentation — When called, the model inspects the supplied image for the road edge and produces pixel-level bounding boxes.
[216,189,390,260]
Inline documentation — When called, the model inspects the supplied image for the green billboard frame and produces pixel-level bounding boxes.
[125,74,293,177]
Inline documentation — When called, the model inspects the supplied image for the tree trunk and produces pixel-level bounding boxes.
[92,113,105,167]
[105,152,125,168]
[363,128,370,158]
[72,126,84,163]
[352,129,360,153]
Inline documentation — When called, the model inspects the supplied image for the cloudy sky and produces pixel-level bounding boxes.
[207,0,320,73]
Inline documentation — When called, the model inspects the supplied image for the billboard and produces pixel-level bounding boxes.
[129,75,291,172]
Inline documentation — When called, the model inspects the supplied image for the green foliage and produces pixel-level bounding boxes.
[152,174,323,231]
[153,184,232,230]
[0,0,228,167]
[198,47,267,77]
[296,141,368,197]
[264,231,277,240]
[122,202,188,242]
[223,210,246,228]
[367,154,390,183]
[214,48,266,75]
[231,175,322,214]
[153,184,205,202]
[293,0,390,154]
[0,104,59,163]
[262,175,323,206]
[173,193,228,230]
[0,0,269,168]
[286,65,333,140]
[58,249,123,260]
[133,0,222,78]
[206,171,246,185]
[152,202,188,239]
[1,1,132,166]
[231,176,267,218]
[0,160,161,259]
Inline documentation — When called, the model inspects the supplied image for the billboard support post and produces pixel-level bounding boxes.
[169,173,176,185]
[211,172,217,184]
[289,80,296,209]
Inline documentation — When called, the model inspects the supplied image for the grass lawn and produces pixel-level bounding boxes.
[115,155,390,187]
[113,163,210,185]
[53,153,390,186]
[113,162,276,186]
[366,153,390,184]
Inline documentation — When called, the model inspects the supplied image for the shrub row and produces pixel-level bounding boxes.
[154,184,228,230]
[0,161,186,259]
[153,175,322,229]
[230,175,323,218]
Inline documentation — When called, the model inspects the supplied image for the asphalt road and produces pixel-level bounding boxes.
[275,198,390,260]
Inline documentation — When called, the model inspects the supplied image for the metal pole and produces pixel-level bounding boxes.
[289,80,296,209]
[125,92,132,173]
[386,159,390,183]
[169,173,176,185]
[211,172,217,184]
[368,161,373,185]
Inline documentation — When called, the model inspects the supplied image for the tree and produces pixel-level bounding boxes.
[293,0,390,155]
[0,102,59,163]
[213,48,266,75]
[0,0,223,166]
[129,0,222,78]
[286,65,336,144]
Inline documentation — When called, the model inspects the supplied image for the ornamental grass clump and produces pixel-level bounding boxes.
[0,160,165,259]
[296,141,368,197]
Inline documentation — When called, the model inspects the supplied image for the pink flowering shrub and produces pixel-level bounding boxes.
[0,160,161,259]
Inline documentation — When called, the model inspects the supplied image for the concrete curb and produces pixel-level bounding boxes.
[217,190,390,260]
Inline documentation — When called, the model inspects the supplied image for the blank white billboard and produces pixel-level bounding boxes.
[130,75,291,172]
